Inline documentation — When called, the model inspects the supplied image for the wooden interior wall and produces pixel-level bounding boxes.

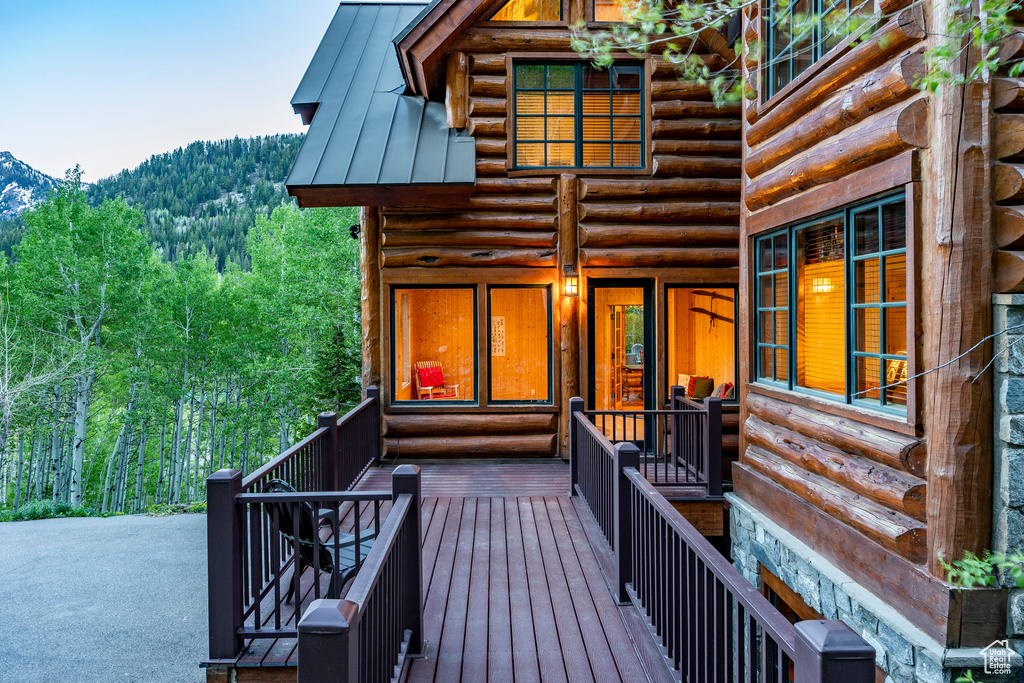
[666,288,735,396]
[735,0,1000,643]
[490,287,550,401]
[393,288,476,401]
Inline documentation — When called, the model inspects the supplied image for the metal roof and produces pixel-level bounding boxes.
[286,2,476,195]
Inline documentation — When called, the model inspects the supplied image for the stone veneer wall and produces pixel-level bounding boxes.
[728,494,1023,682]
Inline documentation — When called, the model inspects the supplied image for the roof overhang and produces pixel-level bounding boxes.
[290,182,475,208]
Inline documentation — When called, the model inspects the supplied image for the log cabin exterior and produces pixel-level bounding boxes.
[284,0,1024,680]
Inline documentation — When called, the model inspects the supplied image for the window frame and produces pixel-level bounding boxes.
[506,57,651,175]
[752,192,909,415]
[664,284,740,403]
[389,284,479,405]
[486,284,554,405]
[484,0,568,24]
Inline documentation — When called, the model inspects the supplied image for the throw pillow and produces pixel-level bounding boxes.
[417,365,445,387]
[690,376,714,399]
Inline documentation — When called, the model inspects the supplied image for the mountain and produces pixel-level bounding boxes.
[0,152,57,221]
[0,134,305,270]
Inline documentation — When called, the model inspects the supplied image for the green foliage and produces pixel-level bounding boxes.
[145,501,207,516]
[942,549,1024,589]
[0,499,108,522]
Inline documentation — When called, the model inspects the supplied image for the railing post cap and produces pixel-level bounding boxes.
[297,599,351,634]
[570,396,584,407]
[795,620,877,658]
[317,412,337,427]
[207,468,242,483]
[393,464,421,478]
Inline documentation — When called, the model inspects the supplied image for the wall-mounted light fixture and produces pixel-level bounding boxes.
[563,264,579,297]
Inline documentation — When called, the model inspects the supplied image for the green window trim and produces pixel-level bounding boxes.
[753,193,909,414]
[486,284,554,404]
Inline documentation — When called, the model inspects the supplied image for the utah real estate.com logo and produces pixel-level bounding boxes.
[981,640,1014,676]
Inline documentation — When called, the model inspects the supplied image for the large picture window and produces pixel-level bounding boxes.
[513,63,644,170]
[667,287,737,401]
[753,194,908,411]
[392,287,476,402]
[488,0,560,21]
[488,287,552,402]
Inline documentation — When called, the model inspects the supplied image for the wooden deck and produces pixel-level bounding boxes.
[210,461,676,682]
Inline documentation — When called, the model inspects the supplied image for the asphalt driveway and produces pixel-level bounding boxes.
[0,514,207,683]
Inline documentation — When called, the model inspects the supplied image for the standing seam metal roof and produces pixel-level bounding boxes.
[286,2,476,190]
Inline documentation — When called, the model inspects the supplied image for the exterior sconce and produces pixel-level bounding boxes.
[563,265,579,297]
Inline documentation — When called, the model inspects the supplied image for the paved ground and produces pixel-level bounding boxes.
[0,514,207,683]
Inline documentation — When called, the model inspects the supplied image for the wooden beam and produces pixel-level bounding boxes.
[579,201,739,224]
[652,156,742,178]
[383,212,556,231]
[381,247,557,268]
[579,177,740,199]
[360,207,382,393]
[579,224,739,247]
[468,97,506,117]
[445,52,468,129]
[467,52,506,73]
[651,100,741,118]
[383,412,558,436]
[653,119,742,139]
[559,173,580,457]
[381,230,558,248]
[992,77,1024,111]
[384,434,557,456]
[994,163,1024,202]
[995,249,1024,292]
[290,184,475,209]
[468,74,506,98]
[651,139,742,157]
[994,114,1024,160]
[468,117,506,137]
[579,247,739,267]
[995,205,1024,248]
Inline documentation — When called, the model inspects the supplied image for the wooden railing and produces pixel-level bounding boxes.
[297,466,424,683]
[571,386,722,496]
[570,397,876,681]
[243,386,380,495]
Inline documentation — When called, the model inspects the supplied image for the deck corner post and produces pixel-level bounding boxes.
[206,468,243,661]
[569,397,584,496]
[297,598,360,683]
[613,442,640,604]
[366,385,381,464]
[318,412,339,491]
[392,464,424,654]
[793,620,876,683]
[704,396,723,496]
[670,385,684,465]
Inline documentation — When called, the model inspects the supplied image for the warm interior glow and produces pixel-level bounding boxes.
[489,0,560,20]
[490,288,550,401]
[594,0,628,21]
[394,288,475,401]
[564,269,578,297]
[796,221,846,395]
[810,278,833,293]
[594,287,645,411]
[667,288,736,400]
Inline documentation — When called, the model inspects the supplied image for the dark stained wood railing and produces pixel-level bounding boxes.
[569,395,876,682]
[297,465,424,683]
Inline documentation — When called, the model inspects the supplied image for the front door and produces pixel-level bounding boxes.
[587,280,654,416]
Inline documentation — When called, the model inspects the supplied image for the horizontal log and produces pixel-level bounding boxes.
[653,155,742,178]
[993,77,1024,111]
[473,177,557,194]
[469,96,506,117]
[651,80,714,101]
[580,247,739,267]
[468,117,505,137]
[746,391,925,475]
[384,412,558,437]
[653,54,729,77]
[384,434,557,456]
[995,205,1024,248]
[745,51,923,179]
[994,163,1024,203]
[653,119,742,139]
[995,114,1024,161]
[998,30,1024,65]
[474,137,506,157]
[383,212,556,230]
[579,177,740,199]
[744,445,926,563]
[747,8,926,147]
[744,415,927,520]
[452,29,588,53]
[466,194,556,211]
[995,249,1024,293]
[745,98,929,211]
[580,200,740,224]
[579,224,740,247]
[381,229,558,248]
[469,74,506,98]
[651,139,742,157]
[468,53,506,74]
[382,247,557,267]
[652,100,742,118]
[476,158,506,176]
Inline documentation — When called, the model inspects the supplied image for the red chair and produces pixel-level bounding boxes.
[414,361,460,399]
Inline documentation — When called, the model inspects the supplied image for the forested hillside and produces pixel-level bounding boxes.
[0,170,362,514]
[0,135,304,268]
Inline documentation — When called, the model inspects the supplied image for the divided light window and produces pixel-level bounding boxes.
[765,0,868,98]
[513,63,644,170]
[488,0,560,22]
[754,194,908,412]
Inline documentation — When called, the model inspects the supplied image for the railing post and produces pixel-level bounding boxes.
[569,397,584,496]
[613,442,640,604]
[670,385,684,467]
[704,396,723,496]
[392,464,424,654]
[318,412,339,492]
[297,598,360,683]
[207,468,243,661]
[793,620,876,683]
[366,385,381,465]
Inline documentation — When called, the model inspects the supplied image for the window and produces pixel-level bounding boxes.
[765,0,869,98]
[489,287,552,402]
[513,63,644,170]
[667,287,737,400]
[488,0,560,21]
[392,287,476,402]
[753,194,908,412]
[593,0,627,21]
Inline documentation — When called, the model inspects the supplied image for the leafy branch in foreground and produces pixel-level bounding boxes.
[941,548,1024,588]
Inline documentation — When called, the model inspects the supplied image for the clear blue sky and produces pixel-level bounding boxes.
[0,0,342,181]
